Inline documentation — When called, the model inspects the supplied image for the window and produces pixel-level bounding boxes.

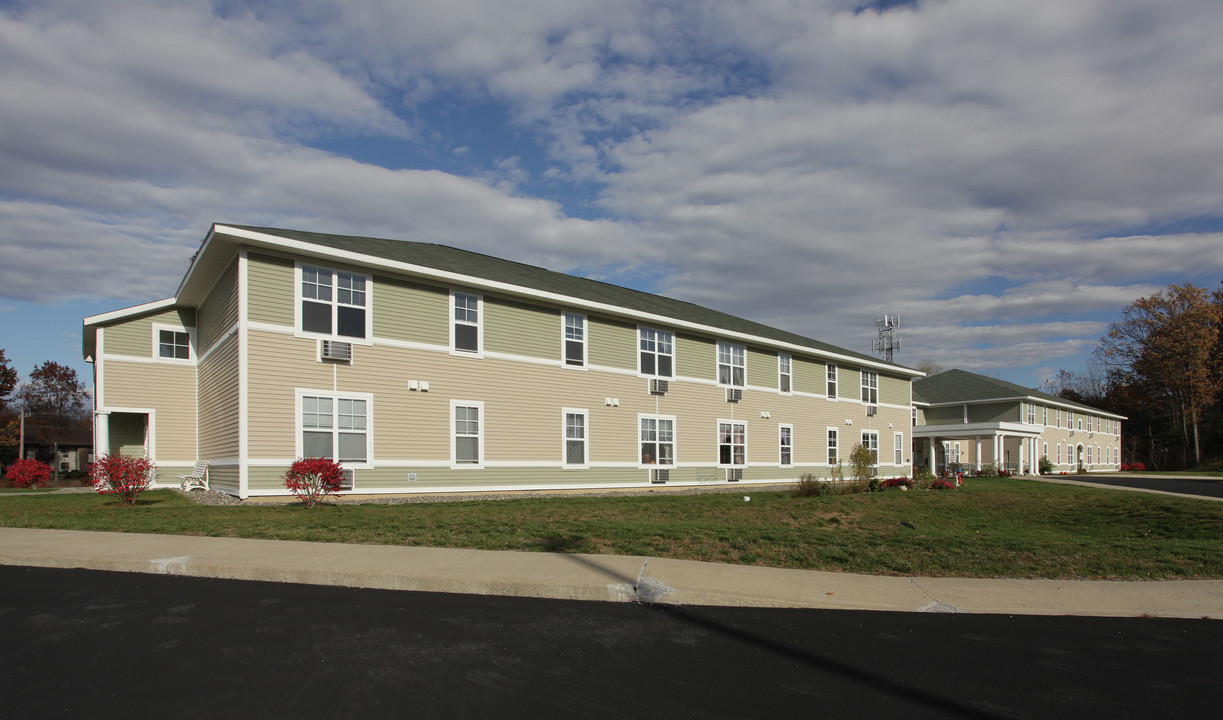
[452,402,483,466]
[1077,418,1083,431]
[563,410,588,467]
[640,415,675,466]
[1043,406,1049,426]
[718,421,746,466]
[1027,403,1036,424]
[912,407,918,426]
[301,265,368,339]
[452,292,481,354]
[861,371,878,405]
[717,342,745,387]
[894,433,904,465]
[639,328,674,378]
[861,431,878,464]
[1067,410,1074,428]
[827,364,838,398]
[1043,442,1048,463]
[827,428,838,465]
[778,354,792,393]
[779,425,793,466]
[1057,408,1062,427]
[299,392,369,464]
[563,312,586,367]
[153,324,194,362]
[1056,444,1061,464]
[1086,445,1093,465]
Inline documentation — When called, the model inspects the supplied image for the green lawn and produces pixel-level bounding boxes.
[2,477,1221,580]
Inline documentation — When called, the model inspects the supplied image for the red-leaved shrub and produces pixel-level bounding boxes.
[283,457,345,507]
[90,455,155,505]
[6,458,52,488]
[931,480,955,490]
[881,477,913,489]
[1129,462,1146,472]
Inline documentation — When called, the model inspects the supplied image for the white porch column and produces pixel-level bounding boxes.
[928,437,936,474]
[975,436,982,469]
[94,411,110,459]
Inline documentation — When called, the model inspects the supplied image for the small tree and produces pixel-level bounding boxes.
[6,458,51,488]
[849,443,877,492]
[17,361,90,478]
[1038,455,1054,475]
[283,457,344,507]
[91,454,155,505]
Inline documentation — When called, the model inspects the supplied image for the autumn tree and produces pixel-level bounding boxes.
[0,350,18,453]
[16,361,90,478]
[1096,283,1222,467]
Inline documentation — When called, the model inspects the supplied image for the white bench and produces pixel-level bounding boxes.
[177,461,209,492]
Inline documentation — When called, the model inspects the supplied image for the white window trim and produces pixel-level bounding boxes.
[717,419,747,468]
[450,400,485,469]
[151,323,196,364]
[294,389,374,469]
[826,427,839,466]
[293,263,374,345]
[861,370,878,405]
[637,327,675,379]
[861,430,879,465]
[561,407,589,469]
[894,432,904,466]
[561,311,588,370]
[638,413,677,469]
[779,423,794,467]
[826,364,838,400]
[449,290,484,358]
[778,354,792,395]
[716,341,746,388]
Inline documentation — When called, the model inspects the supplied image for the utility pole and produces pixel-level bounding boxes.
[873,314,901,363]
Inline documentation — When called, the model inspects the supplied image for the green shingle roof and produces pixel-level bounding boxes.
[914,369,1122,417]
[221,224,910,372]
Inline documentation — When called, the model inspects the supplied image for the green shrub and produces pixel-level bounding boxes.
[914,466,936,489]
[849,444,877,492]
[1039,456,1053,475]
[978,462,998,478]
[794,473,832,497]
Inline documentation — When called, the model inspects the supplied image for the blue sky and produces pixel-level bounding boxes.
[3,0,1223,396]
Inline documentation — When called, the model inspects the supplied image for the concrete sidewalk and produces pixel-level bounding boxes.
[2,527,1221,618]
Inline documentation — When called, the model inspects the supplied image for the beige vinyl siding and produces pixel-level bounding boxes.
[676,333,714,381]
[103,360,197,461]
[879,373,909,406]
[746,347,775,389]
[923,406,962,424]
[246,253,295,327]
[373,275,448,345]
[588,316,636,370]
[793,357,824,395]
[197,334,239,459]
[484,297,557,360]
[968,402,1020,423]
[246,330,334,457]
[198,258,238,349]
[207,465,240,494]
[104,308,196,358]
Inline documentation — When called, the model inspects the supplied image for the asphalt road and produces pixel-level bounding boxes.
[3,566,1221,719]
[1069,473,1223,498]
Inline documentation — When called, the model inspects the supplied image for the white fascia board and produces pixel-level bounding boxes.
[913,421,1043,438]
[83,297,178,327]
[922,395,1126,420]
[211,224,919,377]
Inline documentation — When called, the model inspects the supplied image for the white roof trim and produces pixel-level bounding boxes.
[920,395,1126,420]
[210,224,921,377]
[83,297,177,326]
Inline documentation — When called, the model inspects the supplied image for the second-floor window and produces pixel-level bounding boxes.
[301,265,367,339]
[827,364,838,398]
[639,328,674,378]
[452,292,480,354]
[778,354,792,393]
[861,371,878,404]
[563,312,585,366]
[717,342,745,387]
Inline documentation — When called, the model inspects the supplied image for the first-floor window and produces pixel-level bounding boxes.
[779,425,793,466]
[563,410,587,466]
[453,403,482,465]
[1086,445,1093,465]
[640,416,675,465]
[1043,442,1048,462]
[301,393,368,463]
[1056,444,1062,464]
[719,421,746,466]
[894,433,904,465]
[827,428,838,465]
[861,431,878,465]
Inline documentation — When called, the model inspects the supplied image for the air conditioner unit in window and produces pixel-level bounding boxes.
[339,469,354,491]
[726,468,742,482]
[651,468,669,484]
[321,340,352,362]
[725,388,742,403]
[866,405,877,417]
[649,379,669,395]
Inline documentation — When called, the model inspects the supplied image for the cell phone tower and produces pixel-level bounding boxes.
[873,314,901,363]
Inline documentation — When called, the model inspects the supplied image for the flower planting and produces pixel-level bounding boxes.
[880,476,913,490]
[90,454,155,505]
[931,479,956,490]
[5,458,52,488]
[283,457,345,507]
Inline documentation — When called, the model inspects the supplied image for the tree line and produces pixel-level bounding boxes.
[0,350,91,477]
[1044,282,1223,470]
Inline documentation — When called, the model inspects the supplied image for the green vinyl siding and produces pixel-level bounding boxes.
[879,374,910,406]
[839,367,861,401]
[104,308,196,358]
[484,297,556,360]
[676,333,714,380]
[246,253,295,327]
[968,402,1020,423]
[374,275,449,346]
[923,405,963,424]
[109,413,145,457]
[198,258,238,350]
[793,357,824,395]
[746,347,775,389]
[588,316,636,370]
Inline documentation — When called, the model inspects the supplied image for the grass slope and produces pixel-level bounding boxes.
[1,478,1220,580]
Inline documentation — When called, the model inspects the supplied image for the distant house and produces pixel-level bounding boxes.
[83,224,921,498]
[913,369,1125,475]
